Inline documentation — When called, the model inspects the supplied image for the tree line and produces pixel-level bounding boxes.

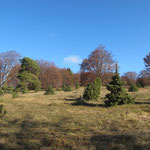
[0,45,150,90]
[0,45,150,115]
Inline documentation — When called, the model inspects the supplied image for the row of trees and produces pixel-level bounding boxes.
[0,45,150,114]
[0,45,150,91]
[80,64,134,107]
[80,45,150,88]
[0,51,80,90]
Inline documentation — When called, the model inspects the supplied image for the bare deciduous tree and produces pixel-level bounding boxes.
[7,64,21,87]
[0,51,21,86]
[37,60,63,89]
[144,53,150,73]
[121,71,137,86]
[80,45,115,84]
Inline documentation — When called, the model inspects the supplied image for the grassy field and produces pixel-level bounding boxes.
[0,87,150,150]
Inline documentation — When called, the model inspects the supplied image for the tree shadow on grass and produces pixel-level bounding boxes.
[0,115,77,150]
[65,98,105,107]
[135,101,150,105]
[91,133,150,150]
[65,97,81,102]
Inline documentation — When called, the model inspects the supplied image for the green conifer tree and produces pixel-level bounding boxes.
[18,57,41,92]
[83,77,101,101]
[62,84,72,92]
[0,104,7,117]
[128,84,138,92]
[44,85,55,95]
[75,82,80,89]
[105,64,134,107]
[12,91,19,98]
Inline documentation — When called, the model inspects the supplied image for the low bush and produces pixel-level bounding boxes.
[62,85,72,92]
[0,89,4,96]
[0,104,7,117]
[12,91,19,98]
[21,86,29,94]
[128,84,138,92]
[44,85,55,95]
[83,77,101,101]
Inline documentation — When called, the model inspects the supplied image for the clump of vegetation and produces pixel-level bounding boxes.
[128,84,138,92]
[1,84,14,94]
[12,92,19,98]
[0,102,7,117]
[0,89,4,96]
[21,85,29,94]
[44,85,55,95]
[62,84,72,92]
[105,64,134,107]
[7,86,14,94]
[75,82,80,89]
[12,89,19,98]
[1,83,8,94]
[83,77,101,101]
[15,87,21,93]
[56,88,62,91]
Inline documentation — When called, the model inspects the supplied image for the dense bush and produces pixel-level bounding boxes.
[0,104,7,117]
[1,84,8,94]
[44,85,55,95]
[83,77,101,101]
[56,88,62,91]
[7,86,14,94]
[12,91,19,98]
[62,84,72,92]
[75,82,80,89]
[0,89,4,96]
[128,84,138,92]
[21,85,29,94]
[15,87,21,93]
[105,65,134,107]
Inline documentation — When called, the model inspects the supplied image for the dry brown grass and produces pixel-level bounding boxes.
[0,87,150,150]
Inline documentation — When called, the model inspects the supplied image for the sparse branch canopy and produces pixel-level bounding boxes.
[121,71,137,86]
[80,45,115,84]
[144,53,150,73]
[0,51,21,87]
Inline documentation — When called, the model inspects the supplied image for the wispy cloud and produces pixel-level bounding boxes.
[64,55,82,64]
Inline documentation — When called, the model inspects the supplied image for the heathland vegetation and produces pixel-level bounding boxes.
[0,45,150,149]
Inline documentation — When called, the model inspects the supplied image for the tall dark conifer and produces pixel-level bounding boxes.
[105,64,134,107]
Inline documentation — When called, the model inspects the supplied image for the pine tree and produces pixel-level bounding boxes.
[62,84,72,92]
[0,104,7,117]
[105,64,134,107]
[128,84,138,92]
[0,97,7,117]
[18,57,41,92]
[44,85,55,95]
[75,82,80,89]
[93,77,101,98]
[0,89,4,96]
[1,83,8,94]
[12,91,19,98]
[83,77,101,101]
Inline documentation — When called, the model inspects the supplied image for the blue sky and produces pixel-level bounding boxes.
[0,0,150,74]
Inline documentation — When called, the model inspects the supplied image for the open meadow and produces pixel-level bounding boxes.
[0,87,150,150]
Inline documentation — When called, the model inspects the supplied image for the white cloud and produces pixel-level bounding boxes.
[64,55,81,64]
